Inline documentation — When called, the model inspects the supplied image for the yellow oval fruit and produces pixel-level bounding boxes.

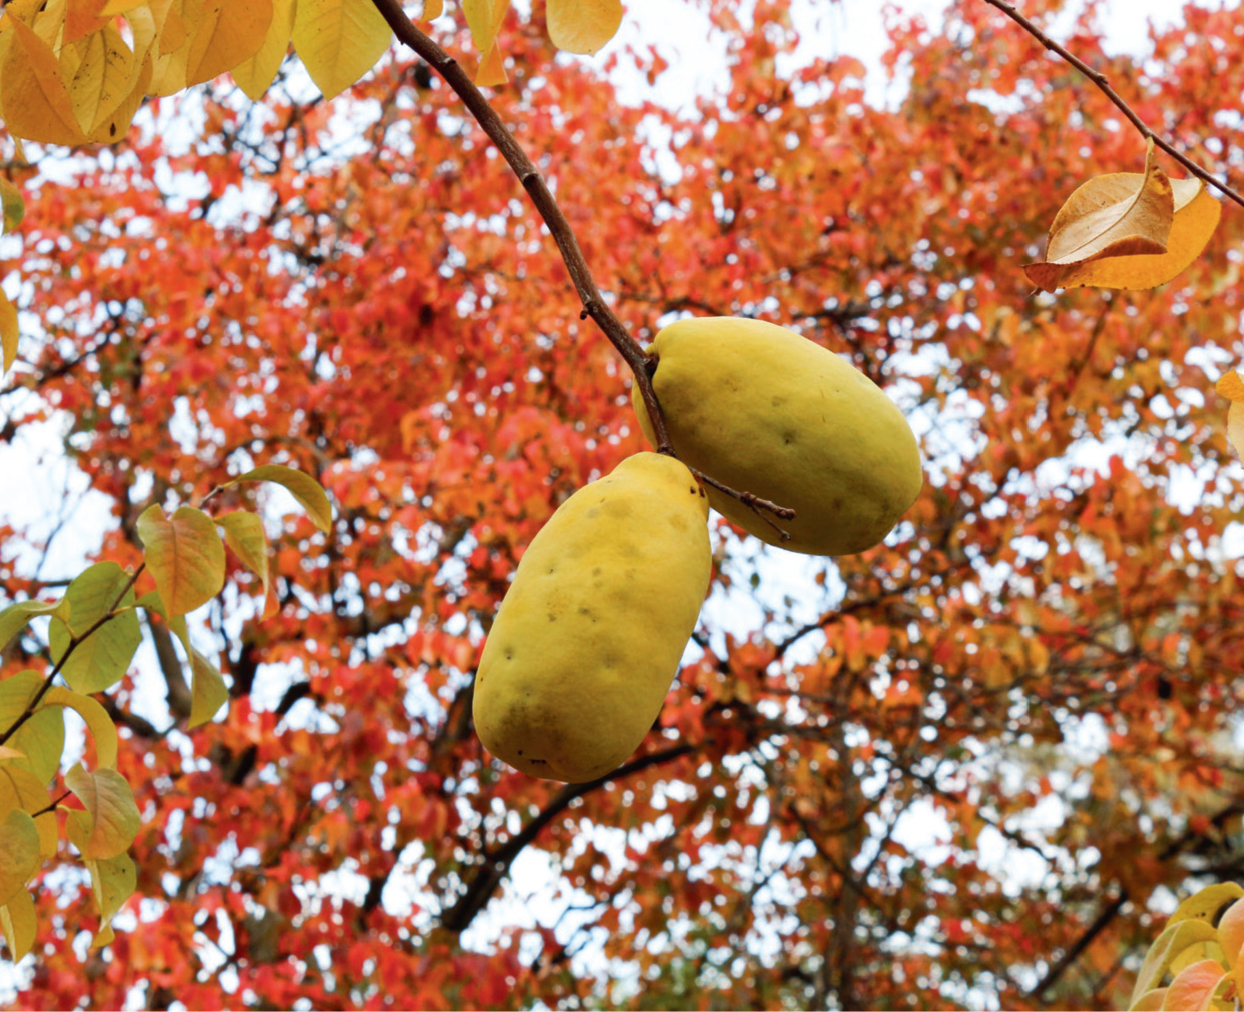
[473,452,711,783]
[633,317,922,556]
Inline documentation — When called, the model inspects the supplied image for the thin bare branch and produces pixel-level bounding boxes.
[980,0,1244,209]
[365,2,796,526]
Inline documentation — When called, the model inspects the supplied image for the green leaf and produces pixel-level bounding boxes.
[86,852,135,948]
[217,510,271,605]
[0,179,23,234]
[0,886,37,961]
[0,288,15,374]
[188,648,228,729]
[0,765,57,859]
[0,597,65,652]
[40,687,118,769]
[64,764,140,860]
[232,465,332,532]
[137,504,226,617]
[1171,883,1244,926]
[290,0,392,101]
[48,562,141,694]
[0,809,40,906]
[0,671,65,784]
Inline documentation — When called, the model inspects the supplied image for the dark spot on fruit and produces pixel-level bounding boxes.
[517,749,523,756]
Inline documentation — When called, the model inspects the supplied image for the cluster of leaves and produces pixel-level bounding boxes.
[1128,882,1244,1010]
[0,466,328,956]
[0,0,1241,1008]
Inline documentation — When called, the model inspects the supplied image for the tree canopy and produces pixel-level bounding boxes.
[1,0,1244,1008]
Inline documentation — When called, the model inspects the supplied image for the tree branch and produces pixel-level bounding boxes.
[439,742,695,933]
[365,1,796,531]
[980,0,1244,209]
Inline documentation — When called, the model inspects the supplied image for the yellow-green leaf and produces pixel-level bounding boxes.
[87,851,134,947]
[0,287,18,374]
[1,14,89,145]
[0,671,65,785]
[0,810,40,906]
[291,0,392,101]
[188,647,228,728]
[232,465,333,532]
[0,178,23,233]
[217,510,272,613]
[546,0,622,55]
[0,764,57,859]
[184,0,273,87]
[64,764,140,860]
[229,0,294,101]
[137,504,227,617]
[1172,883,1244,926]
[1025,141,1174,292]
[40,687,118,769]
[0,887,37,961]
[48,561,141,695]
[0,596,69,652]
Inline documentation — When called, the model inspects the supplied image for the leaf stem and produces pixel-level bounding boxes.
[0,564,144,749]
[979,0,1244,209]
[365,2,796,530]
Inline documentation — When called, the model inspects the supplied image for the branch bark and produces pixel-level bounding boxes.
[439,742,694,933]
[980,0,1244,209]
[365,1,796,532]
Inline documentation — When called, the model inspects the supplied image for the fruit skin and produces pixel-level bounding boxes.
[473,452,711,783]
[632,317,922,556]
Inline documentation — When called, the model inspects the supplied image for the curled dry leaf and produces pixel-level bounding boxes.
[1025,142,1221,292]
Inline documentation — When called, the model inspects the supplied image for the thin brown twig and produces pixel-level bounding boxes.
[365,1,796,530]
[0,564,144,748]
[978,0,1244,210]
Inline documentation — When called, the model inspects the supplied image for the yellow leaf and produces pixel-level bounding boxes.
[1172,883,1244,926]
[0,810,40,906]
[40,686,119,769]
[0,15,88,145]
[100,0,149,13]
[546,0,622,55]
[231,464,333,532]
[216,511,271,609]
[1025,141,1174,292]
[291,0,392,101]
[137,504,226,617]
[64,764,140,860]
[87,852,135,947]
[1229,399,1244,463]
[1217,371,1244,404]
[229,0,295,101]
[188,647,227,728]
[462,0,508,85]
[0,887,37,961]
[0,287,16,374]
[422,0,443,20]
[184,0,272,87]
